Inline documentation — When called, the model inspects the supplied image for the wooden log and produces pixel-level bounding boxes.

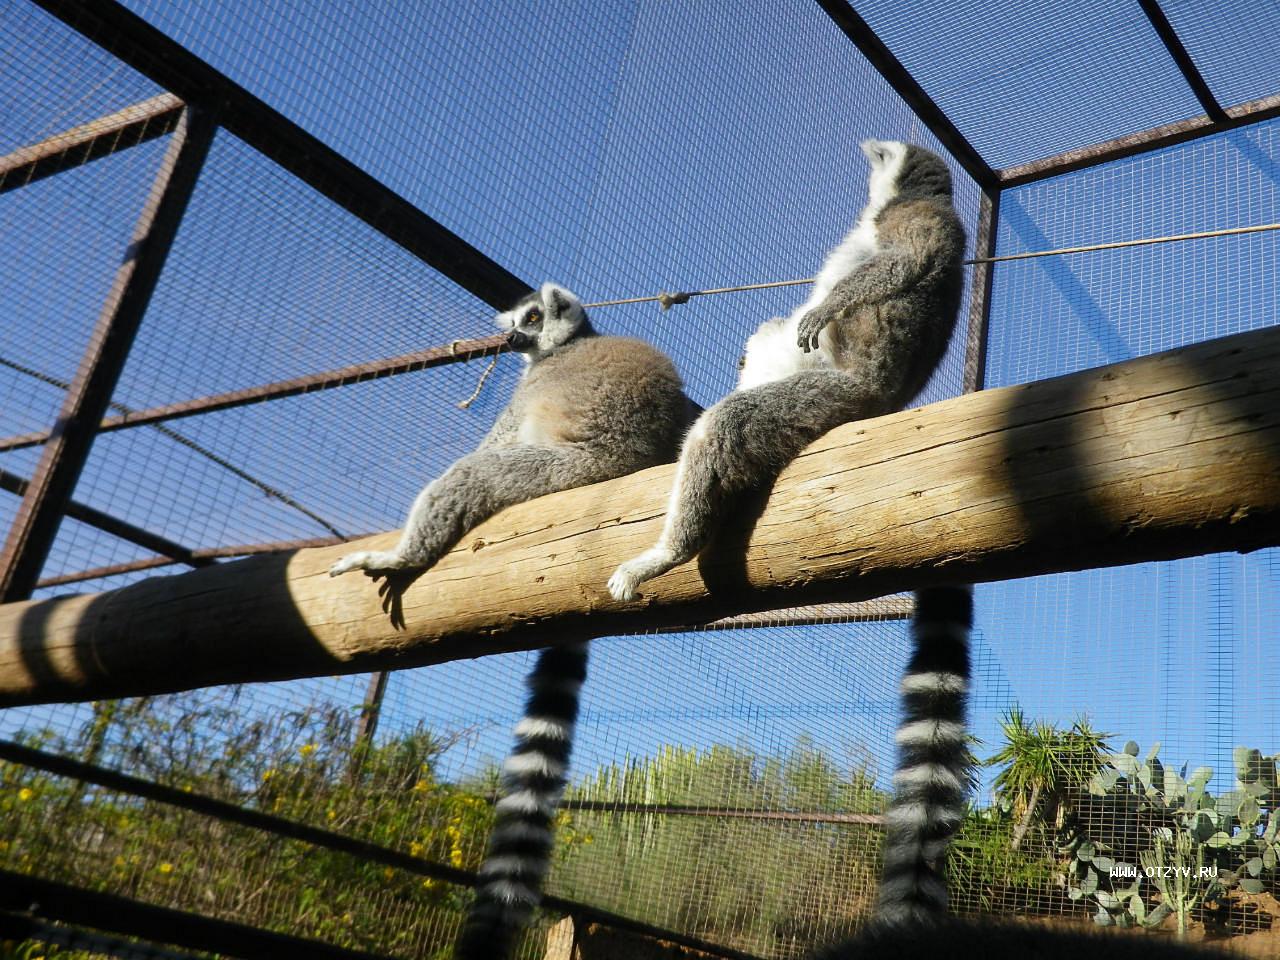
[2,325,1279,706]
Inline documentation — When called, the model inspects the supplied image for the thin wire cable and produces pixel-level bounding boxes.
[584,219,1280,309]
[0,354,347,538]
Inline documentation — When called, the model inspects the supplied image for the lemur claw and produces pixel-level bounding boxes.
[796,311,828,353]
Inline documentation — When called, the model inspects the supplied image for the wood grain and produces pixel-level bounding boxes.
[2,325,1278,705]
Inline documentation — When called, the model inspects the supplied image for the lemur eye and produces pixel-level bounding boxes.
[525,309,542,327]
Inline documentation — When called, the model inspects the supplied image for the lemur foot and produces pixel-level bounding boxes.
[328,550,406,577]
[607,564,644,602]
[607,547,679,602]
[795,309,830,353]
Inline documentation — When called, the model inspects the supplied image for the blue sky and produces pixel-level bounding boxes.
[1,0,1278,805]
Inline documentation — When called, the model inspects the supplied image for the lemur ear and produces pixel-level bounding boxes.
[547,286,573,315]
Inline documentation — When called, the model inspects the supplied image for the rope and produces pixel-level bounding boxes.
[581,219,1280,310]
[456,350,501,409]
[583,278,813,310]
[967,220,1280,265]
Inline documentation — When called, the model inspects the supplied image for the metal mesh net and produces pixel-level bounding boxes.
[3,0,1279,957]
[961,115,1280,943]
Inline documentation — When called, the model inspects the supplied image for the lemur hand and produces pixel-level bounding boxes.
[329,549,404,577]
[796,309,831,353]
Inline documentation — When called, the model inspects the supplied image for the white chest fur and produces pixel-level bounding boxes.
[735,216,880,391]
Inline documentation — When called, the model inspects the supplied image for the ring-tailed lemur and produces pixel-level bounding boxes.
[606,139,965,602]
[328,283,691,960]
[330,283,689,580]
[815,588,1224,957]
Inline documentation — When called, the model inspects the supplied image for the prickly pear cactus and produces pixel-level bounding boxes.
[1063,741,1278,938]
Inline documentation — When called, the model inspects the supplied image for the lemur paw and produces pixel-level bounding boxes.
[607,563,643,602]
[329,550,401,577]
[795,311,829,353]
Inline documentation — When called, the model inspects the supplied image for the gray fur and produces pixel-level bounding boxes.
[795,146,964,360]
[608,141,965,602]
[329,283,688,577]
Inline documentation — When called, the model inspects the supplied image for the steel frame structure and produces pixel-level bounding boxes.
[1,0,1276,953]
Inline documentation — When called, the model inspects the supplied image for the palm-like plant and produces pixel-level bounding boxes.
[986,708,1110,850]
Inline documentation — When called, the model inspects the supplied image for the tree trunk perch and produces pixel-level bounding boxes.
[2,325,1279,706]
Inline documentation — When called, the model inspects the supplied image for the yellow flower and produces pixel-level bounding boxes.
[17,788,33,802]
[299,743,317,759]
[157,862,174,875]
[411,779,430,794]
[382,867,395,881]
[409,841,424,857]
[262,769,276,782]
[326,809,337,821]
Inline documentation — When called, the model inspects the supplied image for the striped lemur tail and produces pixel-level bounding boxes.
[875,585,973,927]
[453,642,589,960]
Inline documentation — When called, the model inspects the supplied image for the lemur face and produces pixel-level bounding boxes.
[495,283,587,360]
[861,138,908,209]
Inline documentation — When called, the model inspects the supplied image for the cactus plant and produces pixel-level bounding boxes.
[1066,742,1278,938]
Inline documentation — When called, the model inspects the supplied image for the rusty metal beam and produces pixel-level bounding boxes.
[0,107,217,602]
[33,556,180,588]
[0,93,183,194]
[560,799,883,825]
[999,92,1280,188]
[0,335,508,453]
[350,668,390,778]
[650,595,915,632]
[814,0,996,189]
[31,535,355,589]
[1137,0,1226,122]
[962,188,1000,392]
[0,468,211,572]
[32,0,531,309]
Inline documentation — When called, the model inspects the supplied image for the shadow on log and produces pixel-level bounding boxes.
[2,325,1280,706]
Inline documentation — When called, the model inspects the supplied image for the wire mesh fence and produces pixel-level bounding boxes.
[2,0,1279,957]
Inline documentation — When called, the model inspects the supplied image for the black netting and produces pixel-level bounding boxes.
[4,1,1279,957]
